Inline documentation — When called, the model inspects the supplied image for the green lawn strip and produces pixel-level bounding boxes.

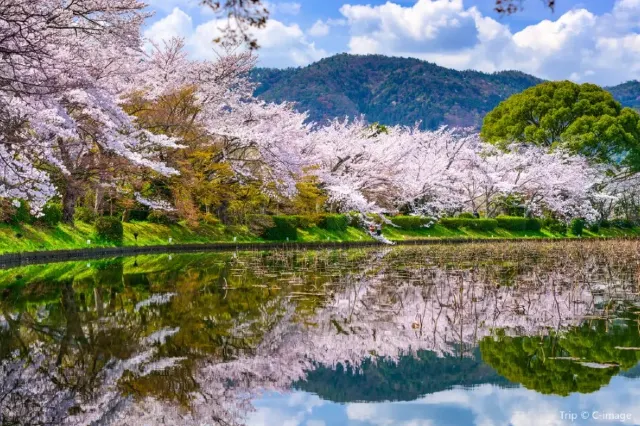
[0,221,639,256]
[383,224,640,241]
[297,226,374,242]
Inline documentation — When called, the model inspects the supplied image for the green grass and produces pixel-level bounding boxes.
[0,220,261,254]
[0,220,639,255]
[297,226,374,242]
[382,223,640,241]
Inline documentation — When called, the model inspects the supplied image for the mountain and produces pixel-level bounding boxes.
[294,349,514,403]
[251,54,640,129]
[607,80,640,110]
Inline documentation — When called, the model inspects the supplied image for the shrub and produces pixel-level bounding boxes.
[600,220,611,228]
[543,219,566,235]
[611,219,635,229]
[440,218,498,231]
[264,215,298,240]
[458,212,475,219]
[95,217,123,243]
[247,214,275,235]
[496,216,542,232]
[75,207,97,223]
[201,213,220,226]
[147,210,177,225]
[9,200,31,224]
[589,223,600,233]
[571,218,585,236]
[38,203,62,227]
[390,215,435,230]
[318,214,349,232]
[347,212,364,227]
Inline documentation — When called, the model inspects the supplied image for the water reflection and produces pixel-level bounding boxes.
[1,242,640,425]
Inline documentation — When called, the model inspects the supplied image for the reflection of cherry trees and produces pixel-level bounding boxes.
[2,243,640,425]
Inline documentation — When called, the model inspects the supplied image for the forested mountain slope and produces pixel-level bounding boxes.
[251,54,639,129]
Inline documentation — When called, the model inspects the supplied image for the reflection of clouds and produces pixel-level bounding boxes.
[249,377,640,426]
[247,393,325,426]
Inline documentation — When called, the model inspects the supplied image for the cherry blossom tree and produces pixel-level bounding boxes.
[306,119,605,221]
[0,1,180,218]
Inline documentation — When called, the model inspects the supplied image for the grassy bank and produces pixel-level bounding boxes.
[382,223,640,240]
[0,220,639,255]
[0,221,375,254]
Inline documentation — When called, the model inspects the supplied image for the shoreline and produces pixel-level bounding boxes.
[1,236,637,269]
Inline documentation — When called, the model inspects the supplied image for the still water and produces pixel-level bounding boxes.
[2,241,640,426]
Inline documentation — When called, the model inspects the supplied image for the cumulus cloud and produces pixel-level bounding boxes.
[144,7,327,68]
[338,0,640,85]
[144,7,193,43]
[308,20,331,37]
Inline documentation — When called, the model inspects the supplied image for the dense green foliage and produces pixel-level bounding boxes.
[390,216,434,230]
[571,218,585,236]
[481,316,640,396]
[252,55,639,130]
[496,216,542,232]
[264,215,299,240]
[125,209,150,222]
[147,210,177,225]
[318,214,349,232]
[74,207,97,223]
[94,217,124,243]
[38,203,63,228]
[544,218,568,235]
[440,218,499,231]
[481,81,640,168]
[10,201,32,224]
[458,212,476,219]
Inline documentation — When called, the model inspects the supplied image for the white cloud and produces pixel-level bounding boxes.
[144,8,327,68]
[144,7,193,44]
[338,0,640,86]
[308,20,330,37]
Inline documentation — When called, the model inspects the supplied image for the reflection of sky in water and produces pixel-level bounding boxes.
[248,376,640,426]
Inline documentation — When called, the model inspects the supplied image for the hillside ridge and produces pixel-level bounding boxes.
[251,54,639,129]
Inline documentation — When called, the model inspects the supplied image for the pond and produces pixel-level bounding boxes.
[1,241,640,426]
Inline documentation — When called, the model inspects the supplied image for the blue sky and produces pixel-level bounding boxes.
[144,0,639,86]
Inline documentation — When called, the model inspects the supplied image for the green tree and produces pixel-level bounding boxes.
[481,81,640,169]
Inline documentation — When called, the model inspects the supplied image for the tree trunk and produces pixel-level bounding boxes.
[216,200,230,225]
[62,182,81,224]
[94,185,104,215]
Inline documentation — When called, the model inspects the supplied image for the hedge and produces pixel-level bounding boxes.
[390,216,435,230]
[95,217,124,243]
[318,214,349,232]
[496,216,542,232]
[264,215,298,240]
[440,218,498,231]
